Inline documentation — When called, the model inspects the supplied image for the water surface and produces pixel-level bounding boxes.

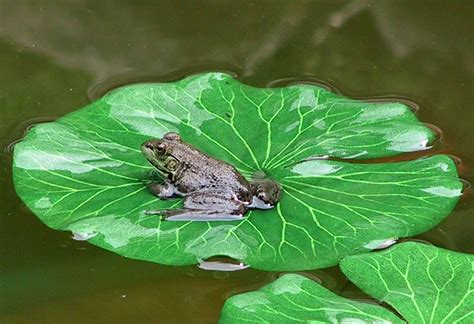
[1,1,472,323]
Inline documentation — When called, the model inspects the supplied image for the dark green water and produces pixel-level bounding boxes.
[1,1,472,323]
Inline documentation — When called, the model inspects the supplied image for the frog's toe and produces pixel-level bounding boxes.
[144,209,164,215]
[248,195,274,209]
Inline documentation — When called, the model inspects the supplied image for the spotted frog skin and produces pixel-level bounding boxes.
[141,132,281,221]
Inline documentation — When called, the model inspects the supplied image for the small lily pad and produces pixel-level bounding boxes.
[219,273,403,323]
[219,243,473,323]
[340,242,474,323]
[12,72,462,270]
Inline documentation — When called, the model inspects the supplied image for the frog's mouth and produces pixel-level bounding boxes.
[141,145,169,172]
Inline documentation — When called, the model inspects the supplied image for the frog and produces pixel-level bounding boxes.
[141,132,281,221]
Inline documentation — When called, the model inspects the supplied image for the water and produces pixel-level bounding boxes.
[1,1,472,323]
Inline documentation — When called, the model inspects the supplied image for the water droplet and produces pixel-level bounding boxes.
[364,238,397,250]
[198,260,249,272]
[71,231,97,241]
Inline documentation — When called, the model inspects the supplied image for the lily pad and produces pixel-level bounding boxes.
[341,242,474,323]
[220,243,473,323]
[219,273,403,323]
[12,72,462,270]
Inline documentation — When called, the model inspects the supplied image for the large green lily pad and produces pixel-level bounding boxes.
[341,242,474,323]
[219,273,403,323]
[12,72,462,270]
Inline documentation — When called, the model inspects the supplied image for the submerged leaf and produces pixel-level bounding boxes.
[219,273,403,323]
[12,72,462,270]
[341,242,474,323]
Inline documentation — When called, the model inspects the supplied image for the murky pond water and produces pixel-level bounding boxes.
[1,1,472,323]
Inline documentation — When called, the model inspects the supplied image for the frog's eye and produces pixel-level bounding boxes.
[164,132,180,141]
[166,158,179,171]
[156,143,167,154]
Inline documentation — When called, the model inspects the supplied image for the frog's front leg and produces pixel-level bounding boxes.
[147,181,178,199]
[145,191,246,221]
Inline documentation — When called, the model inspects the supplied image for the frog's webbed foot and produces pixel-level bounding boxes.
[147,181,178,199]
[249,178,281,209]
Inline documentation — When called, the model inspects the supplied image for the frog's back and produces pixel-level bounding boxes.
[171,140,249,194]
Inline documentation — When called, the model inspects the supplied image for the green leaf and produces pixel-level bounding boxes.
[219,273,403,323]
[340,242,474,323]
[220,243,473,323]
[12,72,462,270]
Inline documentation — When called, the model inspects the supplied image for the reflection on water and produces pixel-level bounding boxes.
[1,1,472,323]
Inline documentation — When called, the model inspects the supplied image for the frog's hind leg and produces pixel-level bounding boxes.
[147,208,245,221]
[145,191,247,221]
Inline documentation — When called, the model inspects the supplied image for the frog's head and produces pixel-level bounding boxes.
[141,132,182,180]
